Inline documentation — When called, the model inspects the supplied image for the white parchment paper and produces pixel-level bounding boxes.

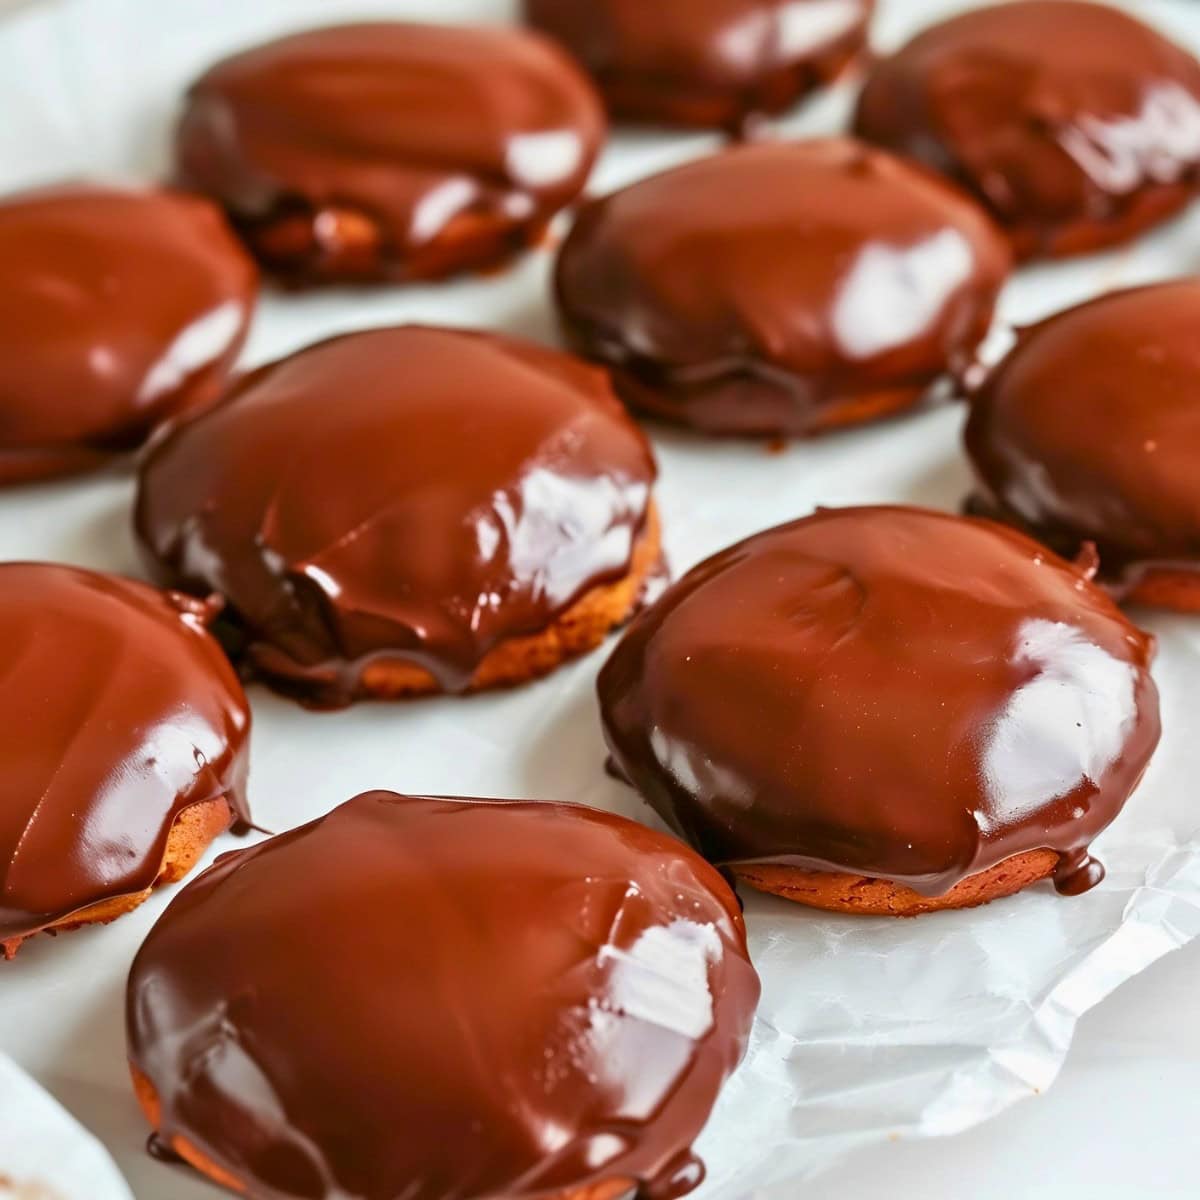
[0,1055,133,1200]
[1,1,1199,1197]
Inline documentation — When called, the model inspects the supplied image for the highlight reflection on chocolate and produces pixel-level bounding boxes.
[0,564,250,957]
[965,279,1200,611]
[126,792,760,1200]
[0,184,255,485]
[135,326,659,707]
[854,0,1200,259]
[555,138,1010,437]
[525,0,874,132]
[599,506,1160,909]
[175,23,606,285]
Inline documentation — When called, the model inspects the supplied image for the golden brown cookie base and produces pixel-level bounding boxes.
[245,202,553,286]
[734,848,1061,916]
[131,1065,636,1200]
[1009,180,1196,261]
[1122,565,1200,613]
[356,503,662,699]
[1,797,235,960]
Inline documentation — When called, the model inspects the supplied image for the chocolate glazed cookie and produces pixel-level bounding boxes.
[854,0,1200,259]
[599,506,1161,915]
[0,564,250,958]
[136,326,661,707]
[175,22,606,285]
[127,792,760,1200]
[555,138,1010,437]
[0,184,255,485]
[965,279,1200,611]
[525,0,874,132]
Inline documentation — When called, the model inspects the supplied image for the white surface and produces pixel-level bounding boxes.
[1,1,1199,1198]
[807,938,1200,1200]
[0,1055,133,1200]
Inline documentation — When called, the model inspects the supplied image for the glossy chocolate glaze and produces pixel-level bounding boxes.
[0,564,250,945]
[555,138,1011,436]
[135,326,657,705]
[127,791,759,1200]
[854,0,1200,259]
[524,0,874,131]
[599,506,1160,897]
[965,279,1200,590]
[175,22,606,284]
[0,184,256,485]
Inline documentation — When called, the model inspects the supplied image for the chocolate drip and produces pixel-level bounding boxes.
[854,0,1200,259]
[127,792,760,1200]
[135,325,657,706]
[0,184,255,485]
[555,138,1010,436]
[0,564,251,945]
[146,1135,186,1165]
[598,505,1160,898]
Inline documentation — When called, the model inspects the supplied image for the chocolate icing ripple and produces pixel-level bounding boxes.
[555,138,1011,436]
[598,506,1161,897]
[0,564,250,946]
[175,22,606,283]
[135,326,657,705]
[854,0,1200,259]
[126,791,760,1200]
[965,279,1200,588]
[0,184,256,485]
[524,0,874,131]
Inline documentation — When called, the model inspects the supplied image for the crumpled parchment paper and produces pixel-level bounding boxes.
[0,1,1198,1197]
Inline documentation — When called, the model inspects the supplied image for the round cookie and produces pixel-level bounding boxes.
[0,184,255,485]
[854,0,1200,260]
[524,0,874,132]
[135,325,661,707]
[175,23,606,285]
[0,564,250,958]
[599,505,1161,914]
[127,791,759,1200]
[555,138,1011,436]
[965,279,1200,611]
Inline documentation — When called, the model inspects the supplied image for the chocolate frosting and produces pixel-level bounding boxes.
[854,0,1200,259]
[135,325,657,704]
[127,791,759,1200]
[0,184,256,485]
[555,138,1011,436]
[0,564,250,944]
[175,22,605,282]
[965,279,1200,587]
[525,0,873,130]
[599,505,1160,897]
